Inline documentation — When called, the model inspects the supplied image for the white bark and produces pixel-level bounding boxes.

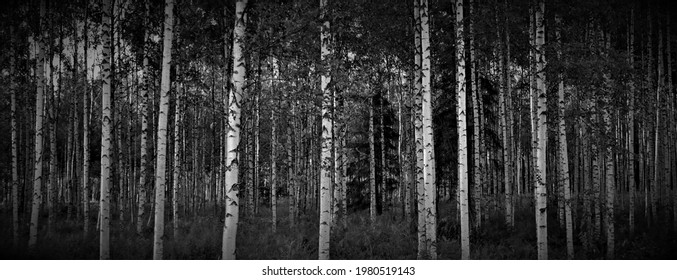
[534,0,548,260]
[318,0,333,260]
[98,0,113,260]
[152,0,175,260]
[413,0,426,259]
[455,0,470,260]
[420,0,437,260]
[222,0,248,260]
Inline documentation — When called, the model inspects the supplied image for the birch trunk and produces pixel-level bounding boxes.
[137,0,151,235]
[98,0,113,260]
[455,0,470,260]
[534,0,548,260]
[222,0,247,260]
[83,2,91,235]
[420,0,437,260]
[152,0,175,259]
[413,0,426,260]
[469,0,482,230]
[172,81,182,239]
[318,0,333,260]
[271,56,279,233]
[28,0,47,251]
[556,14,574,259]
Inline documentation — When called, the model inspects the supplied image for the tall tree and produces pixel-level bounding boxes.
[137,0,151,236]
[10,23,19,247]
[152,0,175,260]
[455,0,470,260]
[270,56,279,233]
[28,0,47,251]
[318,0,334,259]
[413,0,426,260]
[469,0,482,231]
[222,0,248,260]
[555,14,574,260]
[172,72,182,240]
[534,0,548,260]
[420,0,437,260]
[82,0,91,237]
[99,0,113,260]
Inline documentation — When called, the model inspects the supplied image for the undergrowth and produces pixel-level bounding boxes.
[0,198,675,259]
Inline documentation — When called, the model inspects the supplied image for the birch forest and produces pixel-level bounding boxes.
[1,0,677,260]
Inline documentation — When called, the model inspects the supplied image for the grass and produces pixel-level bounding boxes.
[1,198,675,259]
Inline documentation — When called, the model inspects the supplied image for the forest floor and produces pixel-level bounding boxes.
[1,198,676,259]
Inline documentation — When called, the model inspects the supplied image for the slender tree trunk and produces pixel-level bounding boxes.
[172,79,182,240]
[534,0,548,260]
[271,56,279,233]
[556,14,574,259]
[420,0,437,260]
[98,0,113,260]
[48,77,57,234]
[287,101,295,227]
[28,0,47,251]
[10,24,20,246]
[222,0,248,260]
[455,0,470,260]
[496,3,511,229]
[413,0,426,260]
[469,0,482,231]
[152,0,175,260]
[628,8,636,237]
[341,122,348,229]
[369,102,377,225]
[318,0,333,260]
[137,0,151,235]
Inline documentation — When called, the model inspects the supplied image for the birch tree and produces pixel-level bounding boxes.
[152,0,175,260]
[137,0,151,235]
[420,0,437,260]
[627,7,636,237]
[534,0,548,260]
[556,14,574,259]
[222,0,248,260]
[99,0,113,260]
[413,0,426,259]
[173,73,182,240]
[270,56,279,233]
[318,0,334,260]
[455,0,470,260]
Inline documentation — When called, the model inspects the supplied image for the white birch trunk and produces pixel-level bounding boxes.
[318,0,333,260]
[152,0,175,260]
[420,0,437,260]
[98,0,113,260]
[534,0,548,260]
[413,0,426,259]
[455,0,470,260]
[222,0,248,260]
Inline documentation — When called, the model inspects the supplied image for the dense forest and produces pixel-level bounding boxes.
[0,0,676,260]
